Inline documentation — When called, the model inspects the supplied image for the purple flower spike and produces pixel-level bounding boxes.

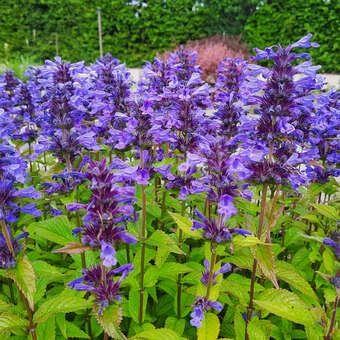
[190,296,223,328]
[218,194,238,222]
[201,259,231,286]
[323,236,340,260]
[100,241,118,267]
[190,306,205,328]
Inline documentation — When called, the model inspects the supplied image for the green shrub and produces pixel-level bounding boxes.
[244,0,340,73]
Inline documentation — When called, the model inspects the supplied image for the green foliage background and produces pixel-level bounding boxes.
[244,0,340,73]
[0,0,339,73]
[0,0,256,67]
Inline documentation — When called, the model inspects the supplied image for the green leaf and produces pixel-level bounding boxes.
[197,312,220,340]
[300,214,320,225]
[0,313,28,332]
[233,235,266,248]
[128,290,148,324]
[144,266,160,287]
[168,212,201,239]
[164,317,185,336]
[33,293,93,323]
[66,320,91,338]
[6,255,36,310]
[276,261,319,303]
[94,304,126,340]
[251,244,279,288]
[136,186,161,218]
[322,248,337,274]
[234,311,245,340]
[27,216,76,245]
[254,289,318,326]
[155,247,170,268]
[312,204,339,221]
[220,279,250,305]
[159,263,194,280]
[131,328,186,340]
[36,315,55,340]
[55,313,67,339]
[248,318,271,340]
[147,230,184,255]
[0,299,13,312]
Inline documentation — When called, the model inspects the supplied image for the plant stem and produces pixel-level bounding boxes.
[245,184,268,340]
[139,148,147,325]
[160,190,167,231]
[205,245,217,299]
[19,290,37,340]
[325,295,339,340]
[177,201,186,319]
[269,184,282,221]
[1,219,14,256]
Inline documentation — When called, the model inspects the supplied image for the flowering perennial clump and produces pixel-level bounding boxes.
[0,34,339,340]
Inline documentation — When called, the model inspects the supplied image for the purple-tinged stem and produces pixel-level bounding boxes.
[19,289,37,340]
[205,244,217,299]
[139,148,147,325]
[177,201,186,319]
[324,295,339,340]
[245,184,268,340]
[1,219,14,256]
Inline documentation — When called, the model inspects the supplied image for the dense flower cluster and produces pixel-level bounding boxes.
[67,160,137,249]
[68,263,134,313]
[0,33,339,337]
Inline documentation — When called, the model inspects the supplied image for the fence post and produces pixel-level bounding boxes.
[97,8,103,58]
[55,32,59,56]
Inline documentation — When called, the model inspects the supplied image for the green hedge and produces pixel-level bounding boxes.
[244,0,340,73]
[1,0,339,73]
[0,0,257,67]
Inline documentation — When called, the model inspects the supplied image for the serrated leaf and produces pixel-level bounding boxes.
[27,216,76,245]
[66,320,90,338]
[322,247,337,274]
[197,312,220,340]
[55,313,67,339]
[301,214,320,224]
[32,261,64,282]
[0,313,28,331]
[254,289,318,326]
[312,204,339,220]
[233,235,266,248]
[248,318,271,340]
[220,279,250,305]
[36,315,55,340]
[158,262,194,280]
[276,261,319,303]
[147,230,184,255]
[226,248,253,271]
[94,304,126,340]
[169,212,201,239]
[144,266,160,287]
[0,299,13,312]
[155,247,170,268]
[131,328,185,340]
[6,255,36,310]
[298,232,324,243]
[234,311,245,340]
[251,244,278,289]
[165,317,185,336]
[52,242,91,254]
[33,293,93,323]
